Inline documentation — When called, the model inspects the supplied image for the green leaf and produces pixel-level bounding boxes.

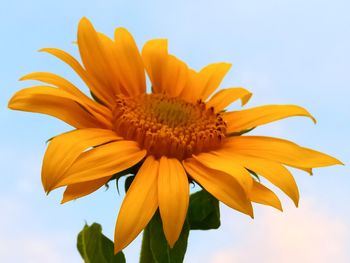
[141,211,190,263]
[187,189,220,230]
[77,223,125,263]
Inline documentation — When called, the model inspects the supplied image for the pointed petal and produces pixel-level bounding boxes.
[192,152,253,195]
[224,104,316,133]
[224,136,343,169]
[179,68,200,102]
[164,55,189,97]
[158,157,189,247]
[8,86,105,128]
[183,158,253,217]
[296,167,313,175]
[114,156,159,253]
[180,63,231,103]
[114,27,146,95]
[39,47,113,107]
[20,72,87,98]
[220,152,299,206]
[250,181,282,211]
[206,87,252,111]
[56,141,146,187]
[77,18,121,104]
[61,176,110,203]
[42,128,121,192]
[142,39,168,94]
[20,72,113,127]
[197,63,232,100]
[96,32,131,97]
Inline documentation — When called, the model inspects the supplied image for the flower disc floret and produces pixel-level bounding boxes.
[113,94,227,159]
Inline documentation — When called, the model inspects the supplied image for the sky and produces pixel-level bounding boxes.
[0,0,349,262]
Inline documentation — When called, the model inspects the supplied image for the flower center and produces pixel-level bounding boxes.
[113,94,227,160]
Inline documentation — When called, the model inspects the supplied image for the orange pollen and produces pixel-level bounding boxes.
[112,94,227,160]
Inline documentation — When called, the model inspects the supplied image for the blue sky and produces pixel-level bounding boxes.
[1,0,349,262]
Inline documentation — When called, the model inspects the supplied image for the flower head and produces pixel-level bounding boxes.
[8,18,342,253]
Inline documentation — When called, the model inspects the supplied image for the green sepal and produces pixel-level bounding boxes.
[248,169,261,182]
[90,91,107,106]
[124,175,135,192]
[77,223,126,263]
[187,189,220,230]
[114,162,142,194]
[140,211,190,263]
[227,127,255,137]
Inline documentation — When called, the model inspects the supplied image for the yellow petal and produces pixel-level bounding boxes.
[61,176,110,203]
[162,55,189,97]
[114,27,146,95]
[8,86,105,128]
[56,140,146,187]
[197,63,232,100]
[250,181,282,211]
[96,32,128,96]
[296,167,313,175]
[221,152,299,206]
[39,47,113,107]
[224,104,316,133]
[192,152,253,195]
[225,136,343,169]
[42,128,121,192]
[78,18,123,105]
[180,63,231,103]
[20,72,113,127]
[206,87,252,111]
[183,158,253,217]
[114,156,159,253]
[142,39,168,94]
[158,157,189,247]
[21,72,86,98]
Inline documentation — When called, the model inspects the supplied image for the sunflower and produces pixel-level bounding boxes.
[8,18,342,253]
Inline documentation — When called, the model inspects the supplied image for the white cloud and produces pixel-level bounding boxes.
[209,199,349,263]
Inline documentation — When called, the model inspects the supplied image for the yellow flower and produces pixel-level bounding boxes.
[8,18,342,253]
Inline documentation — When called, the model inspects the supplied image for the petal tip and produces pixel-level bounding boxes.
[114,243,123,255]
[60,197,68,204]
[19,73,32,81]
[241,92,253,106]
[7,97,15,109]
[115,27,130,35]
[78,17,94,32]
[165,236,177,248]
[246,203,254,219]
[276,203,283,212]
[293,197,300,208]
[220,62,232,68]
[310,115,317,124]
[79,16,90,24]
[336,159,345,166]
